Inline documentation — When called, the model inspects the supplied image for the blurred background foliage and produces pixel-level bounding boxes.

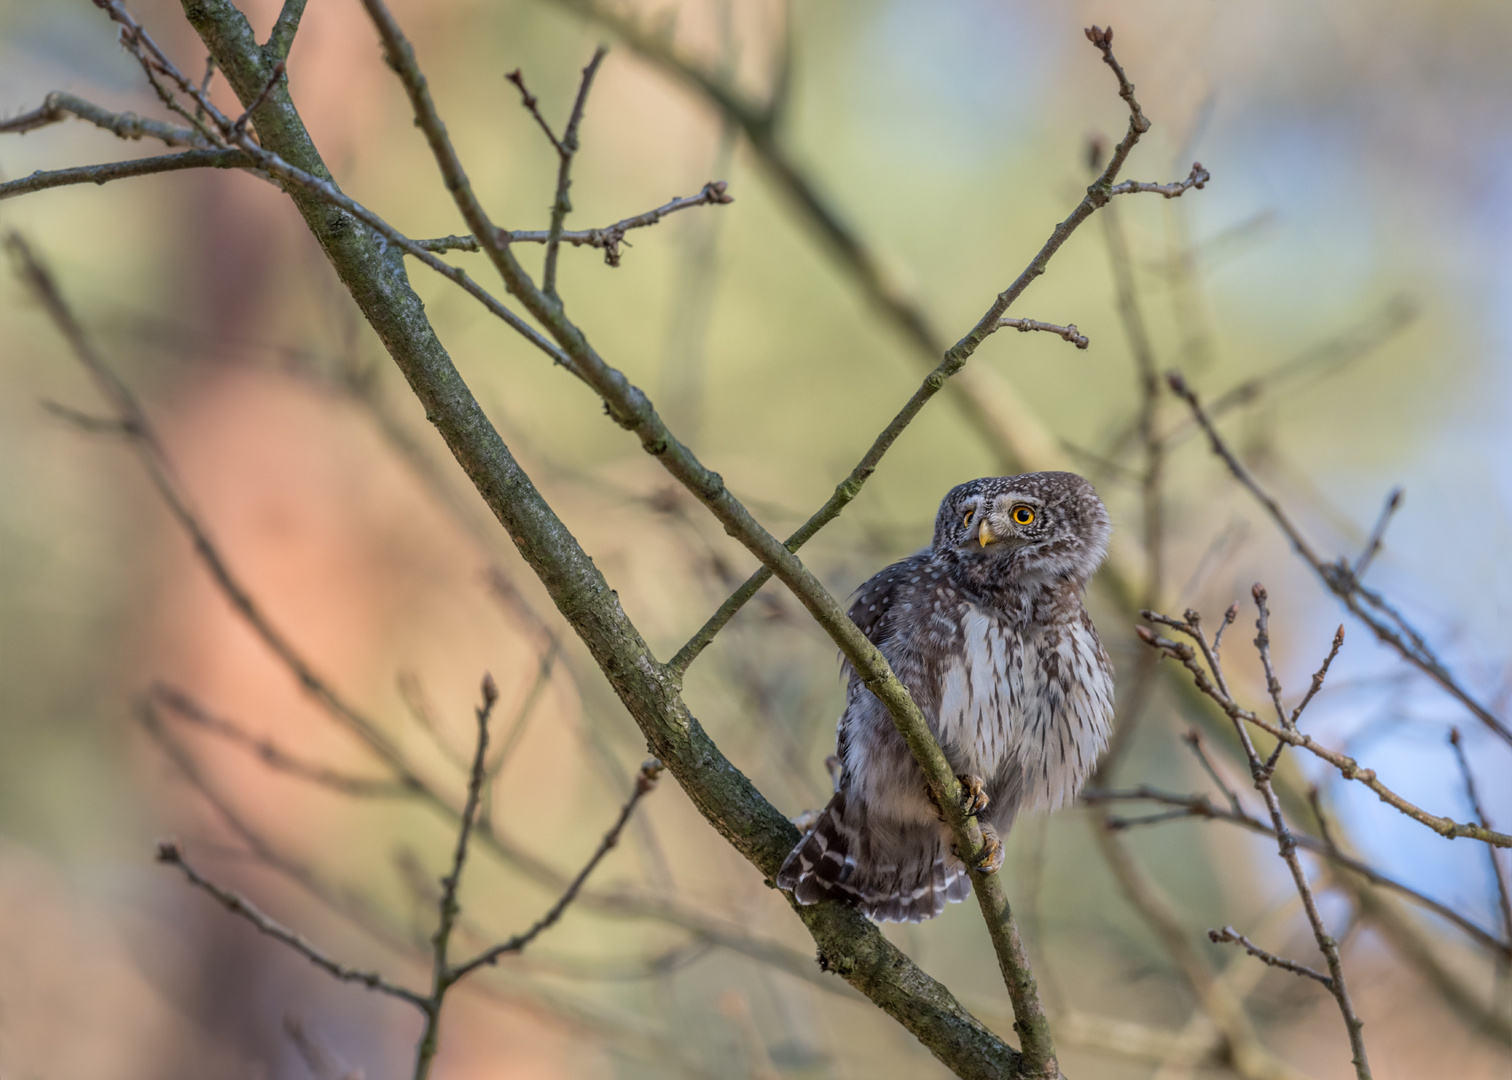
[1,0,1509,1077]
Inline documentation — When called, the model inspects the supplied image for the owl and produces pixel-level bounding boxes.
[776,471,1115,922]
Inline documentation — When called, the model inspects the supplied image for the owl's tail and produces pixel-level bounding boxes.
[775,792,972,923]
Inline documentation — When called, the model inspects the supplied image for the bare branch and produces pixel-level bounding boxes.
[1168,370,1512,749]
[151,683,417,798]
[1352,487,1403,581]
[155,840,427,1007]
[1140,595,1376,1077]
[1086,785,1510,958]
[1208,926,1333,988]
[0,148,252,201]
[1449,729,1512,952]
[504,67,565,154]
[1111,161,1210,199]
[266,0,309,61]
[1302,630,1347,730]
[231,58,286,135]
[994,317,1090,349]
[543,47,608,295]
[1137,613,1511,847]
[411,181,733,267]
[0,90,208,146]
[1089,818,1285,1078]
[452,760,663,981]
[1211,601,1239,658]
[669,29,1196,679]
[1180,728,1244,817]
[411,673,500,1080]
[5,231,424,780]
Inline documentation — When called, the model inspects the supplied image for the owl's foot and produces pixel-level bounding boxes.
[925,775,990,822]
[968,824,1004,875]
[957,773,990,817]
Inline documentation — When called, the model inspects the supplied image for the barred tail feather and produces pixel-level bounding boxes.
[776,794,973,923]
[776,792,861,906]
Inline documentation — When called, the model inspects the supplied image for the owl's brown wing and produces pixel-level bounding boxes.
[847,551,932,644]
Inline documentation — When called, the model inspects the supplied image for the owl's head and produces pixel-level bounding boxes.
[931,471,1111,587]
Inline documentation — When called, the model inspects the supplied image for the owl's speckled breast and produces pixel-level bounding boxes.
[934,601,1113,820]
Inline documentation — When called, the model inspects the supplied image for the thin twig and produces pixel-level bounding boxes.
[668,27,1201,679]
[1180,729,1244,817]
[1137,617,1511,847]
[155,840,427,1007]
[1111,162,1210,199]
[1352,488,1402,581]
[1168,370,1512,749]
[1211,602,1239,659]
[0,90,208,145]
[5,232,423,781]
[0,149,253,201]
[411,673,500,1080]
[1084,784,1510,958]
[151,683,416,798]
[541,47,607,295]
[1449,729,1512,954]
[1292,626,1345,728]
[451,760,663,981]
[1095,164,1164,607]
[504,68,565,154]
[87,1,579,381]
[1208,927,1333,988]
[411,181,732,267]
[994,317,1089,349]
[231,58,285,134]
[195,56,217,123]
[1142,593,1373,1077]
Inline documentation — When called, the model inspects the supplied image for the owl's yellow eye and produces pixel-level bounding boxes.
[962,509,975,527]
[1012,505,1035,526]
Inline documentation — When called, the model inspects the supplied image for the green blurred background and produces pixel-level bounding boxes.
[1,0,1509,1077]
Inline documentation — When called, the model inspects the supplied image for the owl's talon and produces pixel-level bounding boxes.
[957,773,989,817]
[969,824,1004,875]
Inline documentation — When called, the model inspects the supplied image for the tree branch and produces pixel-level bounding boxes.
[1167,370,1512,749]
[1137,615,1511,847]
[544,47,606,295]
[155,840,428,1007]
[266,0,309,60]
[1208,926,1333,988]
[1140,593,1374,1077]
[151,683,416,798]
[452,760,662,981]
[995,318,1090,349]
[0,89,209,146]
[1111,161,1210,198]
[1083,785,1510,958]
[411,673,498,1080]
[0,148,252,201]
[411,181,732,266]
[167,3,1023,1073]
[1448,729,1512,954]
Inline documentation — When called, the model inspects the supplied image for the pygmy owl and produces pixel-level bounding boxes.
[777,471,1115,922]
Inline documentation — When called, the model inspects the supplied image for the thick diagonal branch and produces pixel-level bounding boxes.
[170,3,1022,1074]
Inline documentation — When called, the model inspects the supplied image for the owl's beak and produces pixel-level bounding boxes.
[978,519,997,547]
